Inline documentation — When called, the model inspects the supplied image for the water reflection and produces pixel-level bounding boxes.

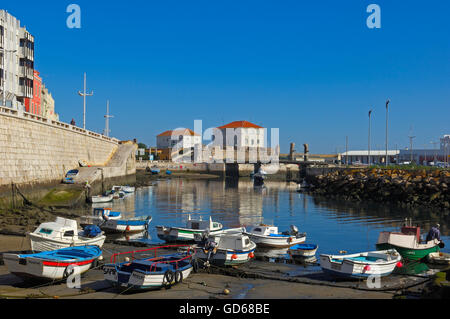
[101,179,449,257]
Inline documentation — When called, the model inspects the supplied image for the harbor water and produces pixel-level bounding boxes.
[97,178,450,258]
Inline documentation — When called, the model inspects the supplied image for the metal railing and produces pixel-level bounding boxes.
[0,105,119,144]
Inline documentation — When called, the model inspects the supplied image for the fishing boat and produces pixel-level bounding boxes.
[104,245,194,290]
[150,167,160,175]
[193,232,256,266]
[376,220,442,261]
[112,185,135,193]
[296,180,311,192]
[100,216,152,233]
[62,169,79,184]
[3,245,102,281]
[80,208,121,227]
[27,217,106,252]
[288,243,319,258]
[89,194,114,203]
[243,224,306,248]
[320,249,403,279]
[166,170,172,175]
[156,215,223,242]
[426,252,450,265]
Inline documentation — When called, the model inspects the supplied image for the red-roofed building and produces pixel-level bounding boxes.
[213,120,265,148]
[157,128,201,150]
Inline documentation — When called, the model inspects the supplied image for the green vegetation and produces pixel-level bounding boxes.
[39,188,83,206]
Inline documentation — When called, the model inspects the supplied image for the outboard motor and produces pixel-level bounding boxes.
[290,225,299,236]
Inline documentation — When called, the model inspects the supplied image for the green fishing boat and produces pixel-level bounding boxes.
[376,220,442,261]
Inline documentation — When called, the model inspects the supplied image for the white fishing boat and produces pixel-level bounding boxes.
[104,245,194,290]
[27,217,106,252]
[79,208,122,227]
[194,232,256,266]
[112,185,135,193]
[101,216,152,233]
[90,194,114,203]
[3,245,102,281]
[426,252,450,265]
[244,224,306,248]
[288,243,319,258]
[320,249,403,279]
[156,215,223,242]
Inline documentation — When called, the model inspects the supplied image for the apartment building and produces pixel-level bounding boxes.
[0,10,34,109]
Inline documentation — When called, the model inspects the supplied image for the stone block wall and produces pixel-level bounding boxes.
[0,108,119,186]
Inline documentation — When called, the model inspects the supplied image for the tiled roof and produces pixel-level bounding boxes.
[157,129,200,137]
[217,120,263,129]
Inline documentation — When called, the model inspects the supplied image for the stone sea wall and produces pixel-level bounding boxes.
[309,168,450,210]
[0,107,119,188]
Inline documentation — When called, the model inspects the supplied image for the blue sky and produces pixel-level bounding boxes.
[4,1,449,153]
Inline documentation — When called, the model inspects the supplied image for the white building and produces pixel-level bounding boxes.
[398,134,450,165]
[340,150,400,165]
[156,128,201,149]
[0,10,34,109]
[212,120,265,148]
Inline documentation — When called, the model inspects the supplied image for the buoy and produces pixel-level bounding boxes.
[248,252,255,259]
[126,225,130,232]
[223,289,230,295]
[125,257,130,262]
[363,265,371,271]
[231,254,238,260]
[396,261,403,268]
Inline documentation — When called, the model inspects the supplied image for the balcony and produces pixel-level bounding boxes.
[19,66,33,79]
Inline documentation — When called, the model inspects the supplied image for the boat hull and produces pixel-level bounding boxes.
[245,233,306,248]
[195,247,256,266]
[28,233,105,252]
[101,218,151,233]
[156,226,222,242]
[104,266,192,290]
[376,243,439,261]
[320,250,401,279]
[3,247,101,281]
[289,244,318,257]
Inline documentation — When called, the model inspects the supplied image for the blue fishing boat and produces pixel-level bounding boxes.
[104,245,194,290]
[3,245,102,281]
[166,170,172,175]
[288,243,319,258]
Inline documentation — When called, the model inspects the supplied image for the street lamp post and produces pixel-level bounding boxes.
[78,73,94,130]
[104,100,114,137]
[430,141,438,164]
[368,109,372,166]
[385,99,390,167]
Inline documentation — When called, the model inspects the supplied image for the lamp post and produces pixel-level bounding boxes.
[385,99,390,167]
[431,141,438,164]
[78,72,94,130]
[368,109,372,166]
[104,100,114,137]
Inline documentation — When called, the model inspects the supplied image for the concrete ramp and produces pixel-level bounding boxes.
[39,142,137,207]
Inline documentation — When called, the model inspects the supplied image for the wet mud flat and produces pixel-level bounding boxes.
[0,237,438,299]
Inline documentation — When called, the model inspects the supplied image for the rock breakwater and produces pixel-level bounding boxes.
[309,168,450,210]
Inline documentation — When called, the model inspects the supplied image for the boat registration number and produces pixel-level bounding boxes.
[331,263,341,271]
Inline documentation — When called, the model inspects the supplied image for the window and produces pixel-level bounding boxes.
[39,228,53,235]
[245,238,250,245]
[191,222,199,230]
[63,230,74,237]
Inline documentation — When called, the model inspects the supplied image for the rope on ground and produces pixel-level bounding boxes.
[199,262,432,293]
